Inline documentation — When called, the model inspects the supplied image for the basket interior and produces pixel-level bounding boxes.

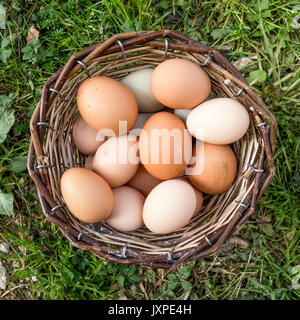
[37,44,263,261]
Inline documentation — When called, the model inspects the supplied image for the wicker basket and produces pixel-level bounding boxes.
[27,30,276,269]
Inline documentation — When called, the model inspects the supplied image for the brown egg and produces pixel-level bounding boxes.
[126,164,162,196]
[72,114,105,155]
[84,155,94,171]
[77,76,138,136]
[60,167,114,223]
[105,186,145,232]
[139,112,192,180]
[175,177,203,216]
[188,142,237,194]
[93,134,140,187]
[151,58,211,109]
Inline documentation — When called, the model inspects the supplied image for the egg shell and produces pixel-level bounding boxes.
[84,155,94,171]
[175,177,203,216]
[60,167,114,223]
[138,112,192,180]
[186,98,250,144]
[72,114,106,155]
[126,164,162,196]
[143,179,196,234]
[121,69,165,112]
[188,142,237,194]
[93,134,140,187]
[77,76,138,136]
[151,58,211,109]
[105,186,145,232]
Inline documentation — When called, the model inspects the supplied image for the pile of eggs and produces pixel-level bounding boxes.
[61,58,250,234]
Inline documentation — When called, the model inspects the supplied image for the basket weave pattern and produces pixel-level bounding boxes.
[27,31,276,269]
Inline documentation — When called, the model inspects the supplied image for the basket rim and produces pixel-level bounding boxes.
[27,30,276,269]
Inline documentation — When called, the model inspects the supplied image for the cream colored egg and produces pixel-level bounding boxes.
[175,177,203,217]
[186,98,250,144]
[143,180,196,234]
[105,186,145,232]
[92,134,140,187]
[121,69,165,112]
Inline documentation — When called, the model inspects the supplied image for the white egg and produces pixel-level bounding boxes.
[143,180,196,234]
[121,69,165,112]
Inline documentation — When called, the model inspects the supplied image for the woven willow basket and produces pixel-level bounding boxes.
[27,31,276,269]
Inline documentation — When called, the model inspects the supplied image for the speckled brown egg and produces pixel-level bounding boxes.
[77,76,138,136]
[188,142,237,194]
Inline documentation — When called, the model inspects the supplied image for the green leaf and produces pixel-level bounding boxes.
[0,191,14,216]
[146,269,155,283]
[21,45,33,60]
[134,21,142,31]
[10,155,28,173]
[261,10,272,18]
[181,280,193,291]
[1,37,10,49]
[0,94,15,144]
[211,28,230,40]
[247,13,258,22]
[167,272,177,281]
[121,22,134,32]
[0,48,12,63]
[259,0,269,11]
[130,274,142,282]
[167,281,177,291]
[61,268,74,283]
[128,264,137,276]
[158,1,169,9]
[247,70,267,83]
[259,223,275,236]
[178,265,191,280]
[252,31,263,37]
[117,275,125,288]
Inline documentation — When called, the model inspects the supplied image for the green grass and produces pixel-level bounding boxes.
[0,0,299,300]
